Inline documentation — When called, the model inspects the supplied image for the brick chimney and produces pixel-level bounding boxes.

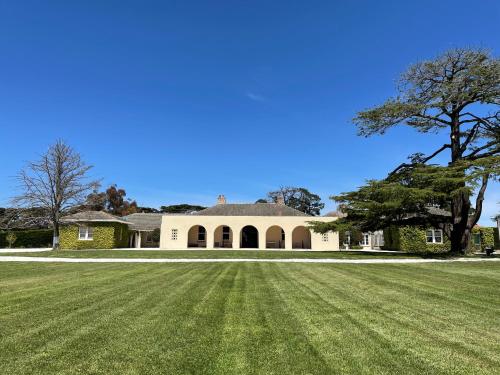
[276,194,285,205]
[217,194,226,205]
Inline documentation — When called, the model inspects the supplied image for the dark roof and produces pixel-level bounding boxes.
[122,213,162,231]
[61,211,129,224]
[195,203,310,217]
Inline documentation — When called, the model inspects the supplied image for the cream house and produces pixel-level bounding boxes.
[160,195,339,250]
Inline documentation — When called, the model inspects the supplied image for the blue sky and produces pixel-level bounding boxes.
[0,0,498,224]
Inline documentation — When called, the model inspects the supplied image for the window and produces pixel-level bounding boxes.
[146,232,153,243]
[361,233,369,246]
[171,229,178,240]
[321,233,329,242]
[222,226,230,240]
[78,226,93,240]
[198,226,206,241]
[473,233,481,245]
[426,229,443,244]
[281,229,285,241]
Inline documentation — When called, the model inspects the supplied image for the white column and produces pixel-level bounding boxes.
[232,227,240,249]
[206,227,214,249]
[258,228,266,250]
[136,232,142,249]
[285,229,293,250]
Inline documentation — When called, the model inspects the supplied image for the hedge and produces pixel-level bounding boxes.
[0,229,53,248]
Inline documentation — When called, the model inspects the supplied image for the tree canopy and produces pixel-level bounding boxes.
[311,48,499,253]
[263,187,325,216]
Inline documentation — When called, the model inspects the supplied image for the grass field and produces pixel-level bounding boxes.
[1,261,499,374]
[0,249,427,259]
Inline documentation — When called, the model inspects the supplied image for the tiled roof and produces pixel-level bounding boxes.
[122,213,163,231]
[61,211,129,224]
[195,203,310,217]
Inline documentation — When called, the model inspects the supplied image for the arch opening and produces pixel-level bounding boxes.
[266,226,285,249]
[292,226,311,249]
[240,225,259,248]
[187,225,207,248]
[214,225,233,248]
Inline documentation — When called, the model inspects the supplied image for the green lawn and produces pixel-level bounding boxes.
[0,249,426,259]
[1,262,499,374]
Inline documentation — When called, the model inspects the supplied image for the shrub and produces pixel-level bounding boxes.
[0,229,52,248]
[6,232,17,248]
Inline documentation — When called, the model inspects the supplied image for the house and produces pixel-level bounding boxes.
[160,195,339,250]
[60,211,130,249]
[60,211,162,249]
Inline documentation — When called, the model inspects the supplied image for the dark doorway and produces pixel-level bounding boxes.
[241,225,259,248]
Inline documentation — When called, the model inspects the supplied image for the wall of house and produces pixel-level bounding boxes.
[160,215,339,250]
[383,226,450,254]
[469,227,499,251]
[60,223,129,250]
[384,225,499,253]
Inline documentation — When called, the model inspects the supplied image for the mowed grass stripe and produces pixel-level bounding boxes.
[271,264,435,374]
[294,264,500,373]
[212,263,333,374]
[0,262,499,375]
[0,263,177,318]
[62,263,231,375]
[0,264,206,374]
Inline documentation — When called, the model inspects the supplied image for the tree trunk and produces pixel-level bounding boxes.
[53,221,60,250]
[450,191,471,254]
[449,113,470,254]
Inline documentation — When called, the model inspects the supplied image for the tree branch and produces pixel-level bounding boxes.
[388,144,451,177]
[467,174,489,228]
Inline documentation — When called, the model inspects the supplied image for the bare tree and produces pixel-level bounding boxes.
[13,140,99,249]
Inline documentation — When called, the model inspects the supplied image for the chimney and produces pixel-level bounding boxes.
[217,194,226,205]
[276,194,285,205]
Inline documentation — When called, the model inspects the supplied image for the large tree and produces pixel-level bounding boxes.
[265,187,325,216]
[159,204,206,214]
[84,184,138,216]
[313,48,499,253]
[13,141,99,249]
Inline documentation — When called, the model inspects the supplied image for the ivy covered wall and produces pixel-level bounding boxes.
[470,227,499,251]
[60,222,129,250]
[384,225,499,254]
[383,226,449,254]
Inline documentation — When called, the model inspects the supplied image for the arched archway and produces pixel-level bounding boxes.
[292,226,311,249]
[187,225,207,248]
[240,225,259,248]
[214,225,233,248]
[266,226,285,249]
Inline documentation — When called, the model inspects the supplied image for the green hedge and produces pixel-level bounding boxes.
[60,223,129,250]
[0,229,53,248]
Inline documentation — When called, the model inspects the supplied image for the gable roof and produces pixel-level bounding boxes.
[61,211,129,224]
[122,213,163,231]
[195,203,310,217]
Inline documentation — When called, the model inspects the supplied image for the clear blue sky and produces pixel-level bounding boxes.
[0,0,498,224]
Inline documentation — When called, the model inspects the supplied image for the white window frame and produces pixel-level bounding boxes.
[171,229,178,240]
[321,233,329,242]
[426,229,443,244]
[361,233,370,246]
[78,226,93,241]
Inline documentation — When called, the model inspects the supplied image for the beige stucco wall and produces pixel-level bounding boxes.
[160,215,339,250]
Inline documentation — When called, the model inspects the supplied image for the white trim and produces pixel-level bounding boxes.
[78,226,93,241]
